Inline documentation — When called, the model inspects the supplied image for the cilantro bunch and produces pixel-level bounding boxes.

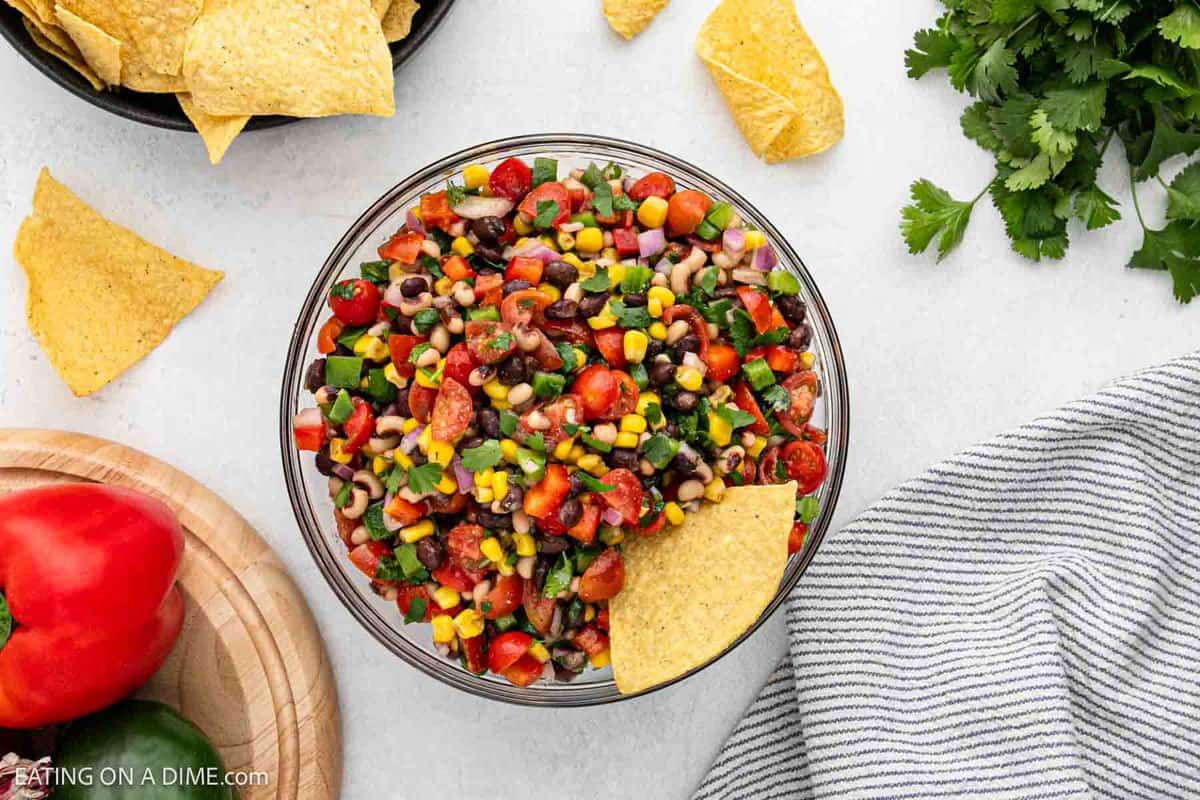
[901,0,1200,303]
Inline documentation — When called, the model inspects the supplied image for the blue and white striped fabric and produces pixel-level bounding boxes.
[694,351,1200,800]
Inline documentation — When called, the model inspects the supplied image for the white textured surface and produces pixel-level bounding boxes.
[0,1,1193,798]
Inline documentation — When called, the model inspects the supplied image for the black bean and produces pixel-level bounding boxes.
[554,648,587,673]
[400,277,426,298]
[610,448,640,470]
[393,386,411,415]
[558,497,583,527]
[543,260,579,289]
[415,537,446,571]
[776,295,807,326]
[544,299,579,320]
[538,536,570,556]
[304,358,326,393]
[390,315,413,335]
[672,334,702,358]
[714,286,740,300]
[621,292,647,307]
[645,339,666,360]
[460,435,485,452]
[474,243,504,266]
[533,556,551,591]
[649,361,677,385]
[497,355,529,386]
[498,482,523,512]
[503,280,532,297]
[554,665,581,682]
[789,322,813,350]
[477,407,500,438]
[577,292,610,318]
[470,216,507,243]
[314,448,336,476]
[671,391,699,412]
[568,473,587,495]
[476,509,512,530]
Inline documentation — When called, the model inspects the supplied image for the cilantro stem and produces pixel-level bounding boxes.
[1130,170,1148,231]
[1098,129,1115,160]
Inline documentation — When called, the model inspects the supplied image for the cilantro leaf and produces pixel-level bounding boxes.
[534,200,560,228]
[525,432,545,453]
[580,271,611,292]
[717,405,757,431]
[1041,83,1107,133]
[900,179,980,261]
[575,473,614,493]
[642,434,679,469]
[905,27,959,79]
[498,410,519,437]
[461,440,503,472]
[728,309,757,357]
[1135,108,1200,181]
[1167,161,1200,221]
[446,182,466,208]
[1073,184,1122,230]
[593,180,614,217]
[1160,5,1200,49]
[968,41,1019,104]
[609,300,652,329]
[1129,221,1200,303]
[406,462,443,495]
[961,102,1002,152]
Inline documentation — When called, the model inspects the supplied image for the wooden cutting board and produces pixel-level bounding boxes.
[0,429,341,800]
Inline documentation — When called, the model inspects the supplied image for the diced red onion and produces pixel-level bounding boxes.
[513,239,560,264]
[453,457,473,494]
[400,425,424,454]
[723,228,745,255]
[602,507,624,527]
[638,228,666,258]
[331,463,355,481]
[405,209,425,235]
[293,408,323,429]
[559,222,584,233]
[451,195,515,220]
[654,257,673,274]
[682,352,707,375]
[752,243,778,271]
[383,282,406,307]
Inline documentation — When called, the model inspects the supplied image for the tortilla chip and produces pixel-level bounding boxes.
[55,4,122,86]
[603,0,668,39]
[21,18,105,91]
[113,0,200,76]
[371,0,389,19]
[696,0,843,162]
[13,169,223,396]
[182,0,394,118]
[610,482,797,694]
[176,93,248,164]
[380,0,418,43]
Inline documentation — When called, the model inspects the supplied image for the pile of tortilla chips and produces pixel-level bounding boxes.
[4,0,418,164]
[14,169,223,396]
[610,482,798,694]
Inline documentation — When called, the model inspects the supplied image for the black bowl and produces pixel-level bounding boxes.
[0,0,456,131]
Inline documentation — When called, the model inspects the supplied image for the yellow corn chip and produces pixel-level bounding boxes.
[696,0,843,162]
[176,93,248,165]
[182,0,395,118]
[610,482,797,694]
[372,0,389,19]
[20,18,104,91]
[113,0,201,76]
[13,169,223,396]
[55,4,122,86]
[380,0,419,43]
[603,0,668,39]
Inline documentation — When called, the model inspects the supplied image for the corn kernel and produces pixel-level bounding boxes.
[476,486,495,504]
[431,615,456,643]
[704,477,726,502]
[513,215,533,235]
[328,438,352,464]
[554,231,575,252]
[572,347,588,369]
[480,537,504,563]
[474,467,494,488]
[561,252,585,271]
[623,330,649,364]
[708,411,733,447]
[620,414,647,434]
[483,379,509,401]
[497,561,515,576]
[589,649,611,669]
[540,235,559,252]
[513,532,536,557]
[436,471,457,494]
[414,368,441,390]
[647,297,663,318]
[744,230,766,250]
[451,236,474,257]
[353,335,389,362]
[636,392,661,415]
[675,366,703,392]
[553,437,575,461]
[587,312,617,330]
[491,399,511,411]
[453,609,484,639]
[427,441,454,466]
[500,439,518,461]
[433,586,461,609]
[647,286,676,309]
[372,456,390,476]
[614,431,639,449]
[599,526,625,545]
[433,276,454,297]
[463,164,489,189]
[576,227,603,253]
[383,362,408,389]
[600,247,619,263]
[491,470,509,501]
[648,321,668,340]
[567,444,587,463]
[402,417,420,434]
[637,196,669,229]
[584,604,596,622]
[400,520,435,543]
[748,436,768,459]
[801,351,816,369]
[711,385,733,405]
[664,502,685,526]
[576,454,603,474]
[528,641,551,663]
[608,263,626,286]
[576,259,596,278]
[538,283,562,302]
[394,451,414,470]
[417,424,433,452]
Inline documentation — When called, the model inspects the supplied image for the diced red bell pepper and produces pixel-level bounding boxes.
[501,654,544,687]
[349,541,392,579]
[788,522,808,555]
[523,464,571,524]
[746,345,799,374]
[566,497,601,544]
[460,635,487,675]
[733,382,771,435]
[442,255,475,282]
[378,230,424,264]
[737,286,774,335]
[317,317,344,354]
[419,191,460,230]
[595,607,610,631]
[292,409,326,452]
[474,273,504,306]
[703,343,740,382]
[488,631,534,674]
[384,496,428,526]
[388,333,426,379]
[505,256,544,285]
[611,227,640,257]
[571,624,610,658]
[342,401,375,453]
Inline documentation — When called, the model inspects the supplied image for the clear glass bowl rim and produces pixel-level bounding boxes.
[279,133,851,707]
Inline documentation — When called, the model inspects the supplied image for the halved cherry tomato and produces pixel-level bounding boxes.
[431,377,472,442]
[572,365,618,421]
[419,191,459,230]
[328,279,380,326]
[567,498,601,544]
[292,409,326,452]
[599,370,639,420]
[528,395,582,451]
[460,635,487,675]
[599,468,643,526]
[348,541,391,579]
[500,289,552,327]
[464,320,517,364]
[505,256,544,285]
[757,446,783,485]
[703,343,740,382]
[447,523,486,567]
[408,384,437,423]
[638,510,666,536]
[595,208,634,228]
[378,231,424,264]
[611,227,640,257]
[501,654,544,687]
[488,157,532,201]
[763,345,800,373]
[384,496,428,526]
[523,578,557,636]
[343,401,375,453]
[334,509,358,546]
[542,317,593,346]
[388,333,425,379]
[474,273,504,306]
[396,585,435,622]
[775,371,818,438]
[565,178,592,212]
[571,624,610,658]
[782,440,827,495]
[733,381,770,435]
[803,424,828,446]
[788,522,808,555]
[578,548,625,602]
[532,330,564,371]
[661,305,709,358]
[667,189,711,237]
[523,464,571,523]
[443,343,479,391]
[592,328,628,369]
[518,182,571,228]
[432,562,482,592]
[442,255,475,282]
[737,286,774,335]
[488,631,533,674]
[595,607,610,632]
[317,317,344,354]
[628,171,677,201]
[481,574,523,619]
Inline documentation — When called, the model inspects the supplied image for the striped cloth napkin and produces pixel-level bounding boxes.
[693,351,1200,800]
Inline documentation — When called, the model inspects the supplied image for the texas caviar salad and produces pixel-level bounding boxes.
[293,155,828,687]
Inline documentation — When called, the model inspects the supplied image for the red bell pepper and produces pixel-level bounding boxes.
[0,485,184,729]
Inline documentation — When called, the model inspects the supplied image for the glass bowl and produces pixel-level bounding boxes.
[280,134,850,706]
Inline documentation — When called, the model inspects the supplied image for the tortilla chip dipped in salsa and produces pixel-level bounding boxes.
[696,0,843,163]
[13,169,223,396]
[610,482,798,694]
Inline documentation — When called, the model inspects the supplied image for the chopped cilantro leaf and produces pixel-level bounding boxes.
[534,200,560,228]
[580,270,611,292]
[461,440,503,471]
[446,182,466,208]
[406,462,443,495]
[575,472,614,493]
